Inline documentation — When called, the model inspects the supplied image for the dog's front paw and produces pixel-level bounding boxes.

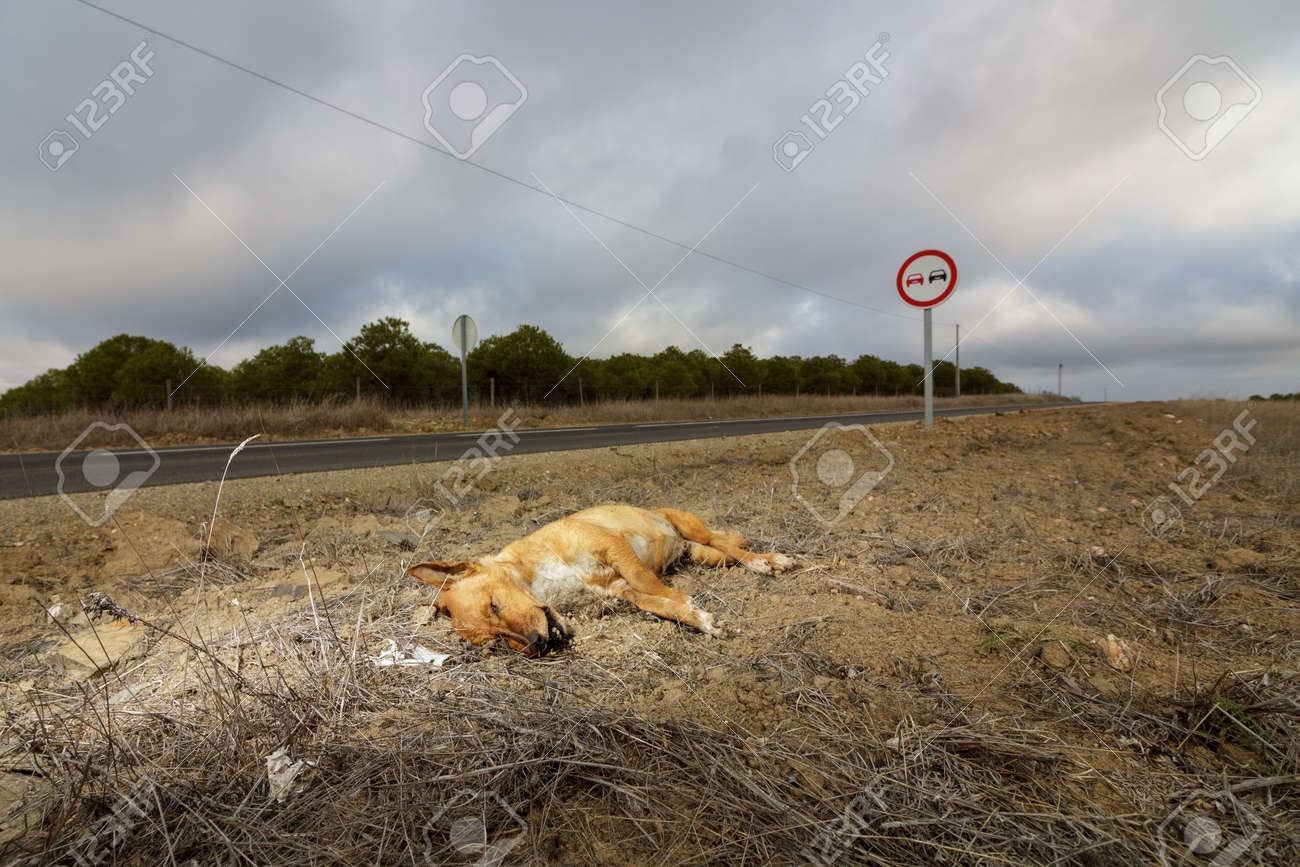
[694,608,723,637]
[769,553,795,572]
[743,558,772,575]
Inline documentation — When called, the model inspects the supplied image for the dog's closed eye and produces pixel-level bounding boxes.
[489,599,501,617]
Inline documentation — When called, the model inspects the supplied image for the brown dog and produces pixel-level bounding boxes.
[406,504,795,655]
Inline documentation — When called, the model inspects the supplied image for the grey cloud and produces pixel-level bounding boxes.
[2,0,1298,399]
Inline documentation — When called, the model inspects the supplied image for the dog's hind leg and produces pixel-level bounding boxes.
[686,541,733,567]
[594,531,721,635]
[656,509,795,574]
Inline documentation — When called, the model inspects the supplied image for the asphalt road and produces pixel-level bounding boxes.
[0,403,1078,500]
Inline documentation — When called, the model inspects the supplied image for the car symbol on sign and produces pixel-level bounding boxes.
[929,269,947,283]
[906,273,924,287]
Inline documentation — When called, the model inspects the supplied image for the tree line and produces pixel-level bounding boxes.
[0,318,1021,415]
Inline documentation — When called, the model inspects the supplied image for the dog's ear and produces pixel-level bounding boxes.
[406,560,476,586]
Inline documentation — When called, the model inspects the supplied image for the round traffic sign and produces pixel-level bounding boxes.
[451,314,478,353]
[897,249,957,308]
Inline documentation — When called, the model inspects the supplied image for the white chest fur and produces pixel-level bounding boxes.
[528,552,613,610]
[524,529,686,610]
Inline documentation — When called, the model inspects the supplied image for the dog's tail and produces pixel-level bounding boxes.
[654,509,748,548]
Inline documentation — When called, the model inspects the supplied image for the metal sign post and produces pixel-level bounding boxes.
[923,308,934,428]
[896,249,958,430]
[451,314,478,428]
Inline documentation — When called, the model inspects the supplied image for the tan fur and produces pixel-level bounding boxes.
[406,504,795,655]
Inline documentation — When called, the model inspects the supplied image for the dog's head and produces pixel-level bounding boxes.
[406,559,570,656]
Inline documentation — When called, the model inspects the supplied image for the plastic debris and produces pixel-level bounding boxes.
[368,638,450,668]
[265,747,315,803]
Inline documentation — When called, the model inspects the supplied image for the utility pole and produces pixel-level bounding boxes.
[954,324,960,398]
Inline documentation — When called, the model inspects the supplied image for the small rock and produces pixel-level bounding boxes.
[1096,634,1134,673]
[1040,641,1073,670]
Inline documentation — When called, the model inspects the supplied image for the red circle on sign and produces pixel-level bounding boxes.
[896,249,957,308]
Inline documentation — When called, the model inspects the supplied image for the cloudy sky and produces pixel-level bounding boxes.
[4,0,1298,401]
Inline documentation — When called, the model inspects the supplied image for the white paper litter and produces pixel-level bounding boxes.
[265,747,315,803]
[368,638,450,668]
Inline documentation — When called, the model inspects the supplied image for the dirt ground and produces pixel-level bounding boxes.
[1,401,1296,864]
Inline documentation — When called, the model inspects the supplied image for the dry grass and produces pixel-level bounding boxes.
[2,584,1234,867]
[0,392,1061,453]
[0,398,391,454]
[6,528,1298,864]
[1175,399,1300,507]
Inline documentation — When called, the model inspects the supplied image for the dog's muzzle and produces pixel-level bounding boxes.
[525,607,571,656]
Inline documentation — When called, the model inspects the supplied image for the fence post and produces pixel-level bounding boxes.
[490,377,495,408]
[578,377,584,406]
[355,377,360,402]
[165,378,172,411]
